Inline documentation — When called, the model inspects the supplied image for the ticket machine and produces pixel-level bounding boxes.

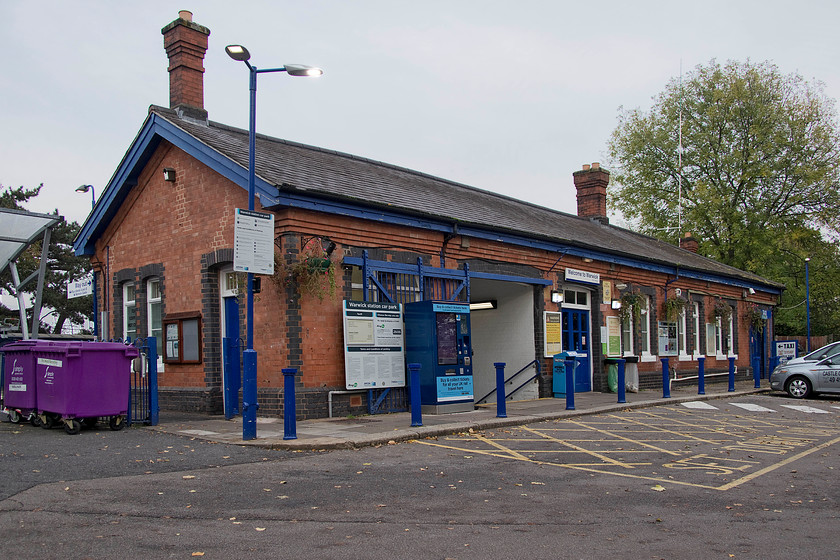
[404,300,474,414]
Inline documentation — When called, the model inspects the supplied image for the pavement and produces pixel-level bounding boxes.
[146,379,771,450]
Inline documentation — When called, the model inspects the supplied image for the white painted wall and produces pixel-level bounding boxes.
[469,280,538,403]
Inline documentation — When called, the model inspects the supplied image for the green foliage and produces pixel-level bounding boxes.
[608,59,840,336]
[0,184,93,333]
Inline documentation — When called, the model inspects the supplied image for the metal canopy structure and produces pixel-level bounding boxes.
[0,207,60,339]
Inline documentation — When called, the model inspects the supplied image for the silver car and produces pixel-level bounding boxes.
[782,341,840,366]
[770,354,840,398]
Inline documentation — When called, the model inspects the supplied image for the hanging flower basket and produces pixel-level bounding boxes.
[663,295,689,321]
[711,298,732,322]
[273,236,337,301]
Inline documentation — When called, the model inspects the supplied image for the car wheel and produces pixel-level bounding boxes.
[785,376,812,399]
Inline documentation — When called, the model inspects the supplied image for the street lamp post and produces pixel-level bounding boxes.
[805,257,811,353]
[225,44,322,441]
[76,185,98,339]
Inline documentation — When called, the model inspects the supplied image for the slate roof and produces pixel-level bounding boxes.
[150,105,782,290]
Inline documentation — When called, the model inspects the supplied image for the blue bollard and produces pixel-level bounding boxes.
[617,358,626,404]
[408,363,422,427]
[728,357,736,392]
[751,356,761,388]
[494,362,507,418]
[283,368,297,440]
[242,349,258,440]
[697,356,706,395]
[661,357,671,398]
[565,358,576,410]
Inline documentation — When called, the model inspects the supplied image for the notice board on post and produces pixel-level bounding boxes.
[342,300,406,389]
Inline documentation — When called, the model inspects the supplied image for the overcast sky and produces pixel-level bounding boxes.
[2,0,839,227]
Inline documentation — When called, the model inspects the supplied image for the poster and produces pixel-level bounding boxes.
[544,312,562,357]
[342,300,406,389]
[606,316,622,356]
[658,321,679,356]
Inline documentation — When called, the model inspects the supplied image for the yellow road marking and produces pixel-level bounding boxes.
[520,426,636,468]
[560,419,682,456]
[717,435,840,490]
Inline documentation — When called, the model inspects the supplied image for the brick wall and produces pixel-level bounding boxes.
[97,144,778,420]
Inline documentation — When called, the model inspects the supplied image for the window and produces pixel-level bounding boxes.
[621,313,634,355]
[123,283,136,341]
[147,278,163,368]
[678,308,689,359]
[163,313,202,364]
[726,312,736,357]
[639,296,651,356]
[692,302,701,357]
[564,289,588,307]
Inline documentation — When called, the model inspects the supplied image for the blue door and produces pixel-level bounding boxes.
[222,296,241,419]
[562,309,592,392]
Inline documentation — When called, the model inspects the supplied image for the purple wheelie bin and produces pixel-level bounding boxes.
[33,341,139,435]
[2,340,52,425]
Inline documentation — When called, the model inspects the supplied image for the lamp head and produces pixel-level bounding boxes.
[76,184,92,193]
[225,44,251,62]
[284,64,323,77]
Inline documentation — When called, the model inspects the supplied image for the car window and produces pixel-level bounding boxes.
[805,342,840,361]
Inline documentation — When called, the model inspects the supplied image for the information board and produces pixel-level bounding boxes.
[233,208,275,275]
[544,312,562,357]
[342,300,406,389]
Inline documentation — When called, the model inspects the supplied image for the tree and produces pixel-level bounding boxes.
[0,184,93,334]
[607,60,840,336]
[608,59,840,271]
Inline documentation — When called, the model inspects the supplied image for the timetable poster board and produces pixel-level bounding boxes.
[606,316,622,357]
[343,300,406,389]
[544,312,563,357]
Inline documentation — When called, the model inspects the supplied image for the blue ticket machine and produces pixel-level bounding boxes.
[405,300,474,414]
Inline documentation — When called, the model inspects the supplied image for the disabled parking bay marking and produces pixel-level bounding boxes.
[415,405,840,491]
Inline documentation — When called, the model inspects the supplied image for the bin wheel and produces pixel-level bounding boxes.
[30,414,42,427]
[40,414,56,429]
[7,409,21,423]
[64,419,82,435]
[109,416,125,431]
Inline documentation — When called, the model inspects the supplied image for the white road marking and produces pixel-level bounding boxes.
[680,401,718,410]
[729,403,775,412]
[780,405,830,414]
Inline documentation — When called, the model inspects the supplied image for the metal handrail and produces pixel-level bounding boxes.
[476,359,541,404]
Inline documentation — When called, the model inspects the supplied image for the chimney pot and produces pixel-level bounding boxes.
[162,12,211,117]
[573,163,610,224]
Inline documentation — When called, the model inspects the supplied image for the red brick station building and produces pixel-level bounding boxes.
[74,12,782,420]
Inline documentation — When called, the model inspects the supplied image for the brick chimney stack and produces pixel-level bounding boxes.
[573,162,610,225]
[680,232,700,253]
[162,11,210,119]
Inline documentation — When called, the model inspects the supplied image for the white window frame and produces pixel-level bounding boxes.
[726,312,737,358]
[678,308,692,361]
[123,282,136,341]
[639,295,656,362]
[147,277,164,371]
[691,302,701,359]
[621,312,635,357]
[715,317,726,360]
